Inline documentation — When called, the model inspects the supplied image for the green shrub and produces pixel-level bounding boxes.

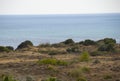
[97,38,116,45]
[16,40,33,49]
[39,43,51,47]
[68,68,82,78]
[76,77,87,81]
[26,76,34,81]
[80,51,90,62]
[47,65,56,71]
[103,38,116,44]
[97,38,116,52]
[6,46,14,51]
[81,67,90,73]
[98,44,107,51]
[66,46,81,53]
[62,39,74,44]
[98,44,115,52]
[45,77,58,81]
[39,49,67,55]
[83,39,96,46]
[48,50,67,55]
[68,67,90,78]
[103,75,112,80]
[48,51,59,55]
[46,77,57,81]
[39,50,48,54]
[79,39,96,46]
[90,51,104,56]
[51,43,66,48]
[93,59,101,64]
[37,58,68,66]
[0,46,10,52]
[1,75,18,81]
[79,41,84,44]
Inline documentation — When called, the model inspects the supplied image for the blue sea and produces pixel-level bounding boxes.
[0,14,120,48]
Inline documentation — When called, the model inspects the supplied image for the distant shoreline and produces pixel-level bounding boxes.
[0,13,120,16]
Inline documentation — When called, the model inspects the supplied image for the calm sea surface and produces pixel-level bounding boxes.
[0,14,120,48]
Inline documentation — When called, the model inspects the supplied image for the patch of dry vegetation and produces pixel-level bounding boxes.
[37,58,69,66]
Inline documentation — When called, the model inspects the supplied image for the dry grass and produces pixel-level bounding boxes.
[0,48,120,81]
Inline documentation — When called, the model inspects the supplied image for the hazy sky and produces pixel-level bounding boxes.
[0,0,120,14]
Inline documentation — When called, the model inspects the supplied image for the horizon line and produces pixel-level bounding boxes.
[0,12,120,16]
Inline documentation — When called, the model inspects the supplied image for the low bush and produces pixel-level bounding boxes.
[48,50,67,55]
[66,46,81,53]
[49,51,58,55]
[83,39,96,46]
[98,44,115,52]
[103,38,116,45]
[97,38,116,52]
[46,77,57,81]
[93,59,101,64]
[45,77,58,81]
[79,41,84,44]
[81,67,90,73]
[79,51,90,62]
[90,51,104,56]
[39,49,51,54]
[103,74,112,80]
[79,39,96,46]
[26,76,34,81]
[39,49,67,55]
[0,75,18,81]
[37,58,68,66]
[47,65,56,71]
[0,46,10,52]
[97,38,116,45]
[51,43,66,48]
[68,68,82,78]
[16,40,33,49]
[39,43,51,47]
[62,39,74,45]
[68,67,90,78]
[76,77,87,81]
[6,46,14,51]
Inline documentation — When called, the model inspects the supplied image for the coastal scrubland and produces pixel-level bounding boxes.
[0,38,120,81]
